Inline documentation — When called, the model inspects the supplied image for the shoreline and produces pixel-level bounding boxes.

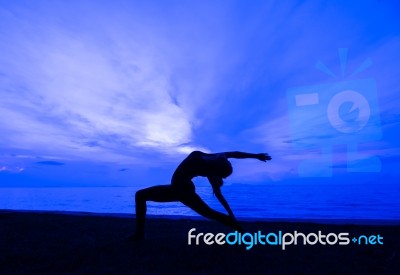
[1,208,400,225]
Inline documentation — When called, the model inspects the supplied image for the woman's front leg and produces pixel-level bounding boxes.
[133,185,179,239]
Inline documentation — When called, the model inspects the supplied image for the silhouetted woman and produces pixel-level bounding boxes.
[131,151,271,240]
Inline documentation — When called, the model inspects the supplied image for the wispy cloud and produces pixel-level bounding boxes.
[36,161,65,166]
[0,2,235,165]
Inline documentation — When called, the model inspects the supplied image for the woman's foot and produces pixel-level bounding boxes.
[124,231,145,242]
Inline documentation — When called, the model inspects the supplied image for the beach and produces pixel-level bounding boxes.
[1,210,399,274]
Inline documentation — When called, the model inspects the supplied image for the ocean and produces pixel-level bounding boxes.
[1,182,399,221]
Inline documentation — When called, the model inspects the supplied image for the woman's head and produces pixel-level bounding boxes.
[207,157,233,179]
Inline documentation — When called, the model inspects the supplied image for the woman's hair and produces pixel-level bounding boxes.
[210,157,233,179]
[208,158,232,196]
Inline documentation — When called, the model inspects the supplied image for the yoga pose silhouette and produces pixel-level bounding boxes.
[130,150,271,240]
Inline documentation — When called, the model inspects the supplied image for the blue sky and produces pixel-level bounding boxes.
[0,0,399,187]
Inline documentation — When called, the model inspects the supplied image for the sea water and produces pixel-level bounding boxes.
[1,183,399,221]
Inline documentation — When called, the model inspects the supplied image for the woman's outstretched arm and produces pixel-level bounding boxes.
[222,151,271,162]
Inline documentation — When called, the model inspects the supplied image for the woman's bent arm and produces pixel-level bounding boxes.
[213,187,235,217]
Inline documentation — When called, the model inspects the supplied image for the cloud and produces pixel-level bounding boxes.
[1,0,399,186]
[36,161,65,166]
[0,2,235,164]
[0,165,24,173]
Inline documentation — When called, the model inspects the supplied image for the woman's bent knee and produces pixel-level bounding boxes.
[135,189,146,201]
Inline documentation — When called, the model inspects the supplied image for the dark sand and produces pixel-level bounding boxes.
[1,210,399,274]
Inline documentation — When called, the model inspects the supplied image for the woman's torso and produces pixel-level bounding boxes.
[171,151,206,185]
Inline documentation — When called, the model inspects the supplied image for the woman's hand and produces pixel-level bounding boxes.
[256,153,272,162]
[230,215,243,233]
